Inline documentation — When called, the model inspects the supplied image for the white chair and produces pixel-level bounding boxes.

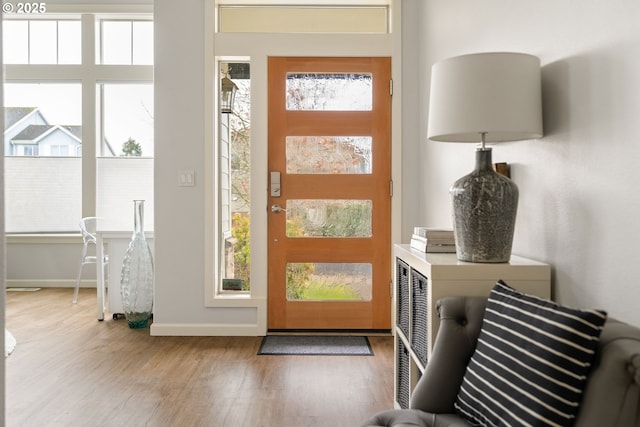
[73,217,109,304]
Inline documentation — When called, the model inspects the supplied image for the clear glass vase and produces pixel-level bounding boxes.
[120,200,154,328]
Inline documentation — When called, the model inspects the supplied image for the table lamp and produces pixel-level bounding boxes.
[427,52,543,262]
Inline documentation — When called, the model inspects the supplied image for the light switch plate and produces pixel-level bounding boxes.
[178,170,195,187]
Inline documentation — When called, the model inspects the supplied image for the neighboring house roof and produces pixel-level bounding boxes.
[4,107,39,129]
[5,107,117,154]
[11,124,54,142]
[64,125,82,140]
[11,124,81,145]
[4,107,43,134]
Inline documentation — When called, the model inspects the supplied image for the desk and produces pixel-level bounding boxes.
[96,231,154,321]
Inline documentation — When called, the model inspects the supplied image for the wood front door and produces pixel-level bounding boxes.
[267,57,391,330]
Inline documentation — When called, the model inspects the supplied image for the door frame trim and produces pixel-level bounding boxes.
[199,1,404,336]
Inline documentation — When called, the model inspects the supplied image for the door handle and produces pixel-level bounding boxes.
[271,204,287,213]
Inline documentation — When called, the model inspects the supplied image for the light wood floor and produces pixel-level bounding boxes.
[5,288,394,427]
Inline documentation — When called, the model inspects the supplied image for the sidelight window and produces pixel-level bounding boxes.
[218,61,251,293]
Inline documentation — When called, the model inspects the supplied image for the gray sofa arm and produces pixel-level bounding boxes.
[575,319,640,427]
[365,295,640,427]
[409,296,488,414]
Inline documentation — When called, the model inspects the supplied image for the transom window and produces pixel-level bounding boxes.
[2,19,81,64]
[217,4,389,33]
[100,20,153,65]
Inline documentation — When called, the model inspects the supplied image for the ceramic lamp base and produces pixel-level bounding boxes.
[450,147,518,263]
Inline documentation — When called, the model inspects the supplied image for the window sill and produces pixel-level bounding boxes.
[205,293,265,308]
[6,233,80,244]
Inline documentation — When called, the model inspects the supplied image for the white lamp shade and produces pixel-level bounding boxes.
[427,52,543,143]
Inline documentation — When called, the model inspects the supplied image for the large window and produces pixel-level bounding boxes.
[96,83,154,230]
[99,84,154,157]
[3,14,154,233]
[4,83,82,231]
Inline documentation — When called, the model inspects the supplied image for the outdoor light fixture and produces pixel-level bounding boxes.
[220,69,238,114]
[427,52,543,262]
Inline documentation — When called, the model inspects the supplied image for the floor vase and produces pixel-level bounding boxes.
[120,200,154,328]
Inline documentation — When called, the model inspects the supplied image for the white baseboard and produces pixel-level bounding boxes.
[150,322,266,336]
[6,279,95,289]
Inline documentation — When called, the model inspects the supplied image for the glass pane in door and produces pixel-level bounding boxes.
[286,262,372,301]
[286,73,372,110]
[286,199,372,238]
[286,136,372,174]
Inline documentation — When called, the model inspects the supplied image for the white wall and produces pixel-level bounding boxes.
[153,0,214,331]
[400,0,423,243]
[415,0,640,326]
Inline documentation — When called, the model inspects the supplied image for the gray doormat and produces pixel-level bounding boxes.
[257,335,373,356]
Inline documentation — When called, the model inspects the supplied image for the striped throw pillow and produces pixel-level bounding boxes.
[455,281,607,427]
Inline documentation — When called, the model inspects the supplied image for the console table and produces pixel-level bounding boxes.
[393,244,551,409]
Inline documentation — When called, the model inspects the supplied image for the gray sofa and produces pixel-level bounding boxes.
[363,296,640,427]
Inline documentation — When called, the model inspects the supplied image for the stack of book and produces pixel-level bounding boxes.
[410,227,456,253]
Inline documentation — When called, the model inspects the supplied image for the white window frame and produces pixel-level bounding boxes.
[98,18,154,65]
[216,60,251,297]
[21,145,38,156]
[206,55,255,306]
[49,144,69,156]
